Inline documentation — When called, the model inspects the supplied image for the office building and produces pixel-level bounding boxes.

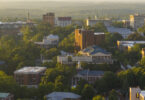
[43,13,55,26]
[75,29,105,50]
[14,66,46,87]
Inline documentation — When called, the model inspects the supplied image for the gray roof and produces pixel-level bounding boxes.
[78,70,104,76]
[140,91,145,97]
[14,66,47,74]
[0,61,5,65]
[107,26,132,34]
[82,45,110,55]
[0,93,10,98]
[46,92,81,100]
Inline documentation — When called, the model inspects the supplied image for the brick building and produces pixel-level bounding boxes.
[43,13,55,26]
[75,29,105,50]
[14,67,46,88]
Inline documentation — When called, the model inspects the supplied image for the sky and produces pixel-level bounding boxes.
[0,0,145,2]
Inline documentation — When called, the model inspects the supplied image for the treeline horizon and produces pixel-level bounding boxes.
[0,2,145,20]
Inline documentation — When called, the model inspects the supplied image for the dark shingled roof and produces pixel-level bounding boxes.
[82,45,110,55]
[78,70,104,76]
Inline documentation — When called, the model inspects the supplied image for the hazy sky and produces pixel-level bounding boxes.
[0,0,145,2]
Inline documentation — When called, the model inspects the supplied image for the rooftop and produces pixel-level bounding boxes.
[78,70,104,76]
[140,91,145,97]
[14,66,47,74]
[46,34,59,40]
[118,41,145,44]
[46,92,81,100]
[0,93,10,98]
[58,17,71,21]
[81,45,110,55]
[0,21,27,25]
[0,61,5,65]
[94,32,105,35]
[118,41,145,47]
[107,26,132,38]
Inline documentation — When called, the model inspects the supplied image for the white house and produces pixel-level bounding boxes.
[34,34,59,49]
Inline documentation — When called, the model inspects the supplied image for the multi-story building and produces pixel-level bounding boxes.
[130,14,145,30]
[0,93,14,100]
[75,29,105,50]
[129,87,145,100]
[55,17,72,27]
[43,13,55,26]
[72,70,104,86]
[14,66,47,88]
[0,21,33,35]
[57,45,113,64]
[117,41,145,51]
[34,34,59,49]
[86,19,112,27]
[45,92,81,100]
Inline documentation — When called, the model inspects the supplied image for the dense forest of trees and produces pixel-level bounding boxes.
[1,21,145,100]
